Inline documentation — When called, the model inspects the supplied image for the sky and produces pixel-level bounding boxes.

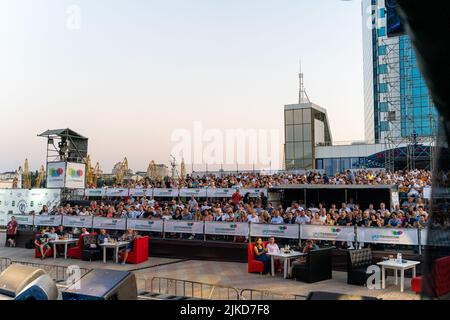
[0,0,365,173]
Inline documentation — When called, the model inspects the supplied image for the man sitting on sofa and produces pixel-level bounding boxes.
[292,240,319,266]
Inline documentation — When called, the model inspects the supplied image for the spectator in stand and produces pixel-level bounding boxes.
[231,189,242,206]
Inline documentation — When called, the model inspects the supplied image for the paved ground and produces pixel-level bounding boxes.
[0,231,420,300]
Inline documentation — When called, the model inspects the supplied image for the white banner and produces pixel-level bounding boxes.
[153,188,179,198]
[85,189,107,197]
[46,162,66,188]
[250,223,299,239]
[62,216,93,228]
[0,189,61,216]
[356,227,419,245]
[204,222,249,236]
[423,187,432,200]
[0,210,6,226]
[240,189,267,197]
[65,162,86,189]
[126,218,164,232]
[129,188,152,197]
[179,188,207,198]
[206,188,236,198]
[163,220,204,234]
[300,225,355,242]
[92,217,127,230]
[34,215,62,227]
[7,214,34,226]
[105,188,129,197]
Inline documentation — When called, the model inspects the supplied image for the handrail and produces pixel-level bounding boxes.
[239,289,307,300]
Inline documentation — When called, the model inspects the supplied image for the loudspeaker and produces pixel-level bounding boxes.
[15,274,58,300]
[0,264,46,297]
[62,269,137,300]
[306,291,378,300]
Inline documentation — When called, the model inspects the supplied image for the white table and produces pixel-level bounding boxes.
[99,242,130,264]
[377,259,421,292]
[267,251,306,279]
[49,239,79,259]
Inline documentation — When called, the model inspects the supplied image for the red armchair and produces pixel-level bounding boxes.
[248,242,268,274]
[34,234,53,258]
[411,256,450,297]
[67,233,97,260]
[119,236,149,264]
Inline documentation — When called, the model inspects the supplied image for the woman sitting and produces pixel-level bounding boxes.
[119,228,140,265]
[254,238,271,275]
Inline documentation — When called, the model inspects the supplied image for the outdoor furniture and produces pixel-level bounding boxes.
[347,248,373,286]
[247,242,268,274]
[377,259,420,293]
[67,233,97,259]
[411,256,450,297]
[267,251,306,279]
[291,248,333,283]
[49,238,78,259]
[34,234,53,259]
[118,236,149,264]
[81,234,102,262]
[99,241,130,264]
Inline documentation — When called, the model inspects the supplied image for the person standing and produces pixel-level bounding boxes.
[231,189,242,206]
[6,216,18,247]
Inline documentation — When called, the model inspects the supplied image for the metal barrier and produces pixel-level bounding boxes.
[147,277,306,300]
[9,260,91,283]
[147,277,241,300]
[0,257,11,273]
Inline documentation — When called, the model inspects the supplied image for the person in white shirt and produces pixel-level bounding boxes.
[247,211,260,223]
[266,237,282,273]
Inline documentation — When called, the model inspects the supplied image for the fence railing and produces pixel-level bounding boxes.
[0,257,12,273]
[145,277,306,301]
[8,215,430,248]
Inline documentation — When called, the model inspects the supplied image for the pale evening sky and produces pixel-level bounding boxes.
[0,0,365,173]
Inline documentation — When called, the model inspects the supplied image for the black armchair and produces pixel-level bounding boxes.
[347,248,373,286]
[81,235,102,262]
[291,248,333,283]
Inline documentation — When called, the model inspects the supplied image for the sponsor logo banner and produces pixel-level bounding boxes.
[85,189,107,197]
[65,162,86,189]
[126,219,164,232]
[179,188,207,197]
[92,217,127,230]
[0,189,61,219]
[153,188,179,198]
[204,222,249,236]
[240,189,267,197]
[62,216,93,228]
[357,227,419,245]
[129,188,152,197]
[206,188,235,198]
[34,215,62,227]
[163,220,204,234]
[46,162,66,188]
[300,225,355,242]
[7,214,34,226]
[250,223,299,239]
[105,188,129,197]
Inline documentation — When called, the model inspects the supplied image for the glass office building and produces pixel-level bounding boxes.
[362,0,438,144]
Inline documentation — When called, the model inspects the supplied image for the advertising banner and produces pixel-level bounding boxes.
[250,223,299,239]
[356,227,419,245]
[163,220,204,234]
[65,162,86,189]
[7,214,34,226]
[85,189,107,197]
[179,188,207,198]
[206,188,236,198]
[0,189,61,216]
[105,188,129,197]
[126,219,164,232]
[240,189,267,197]
[62,216,93,228]
[204,222,249,236]
[92,217,127,230]
[129,188,151,197]
[47,162,66,188]
[153,188,179,198]
[300,225,355,242]
[34,215,62,227]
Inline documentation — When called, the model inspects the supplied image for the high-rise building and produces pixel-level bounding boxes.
[362,0,437,170]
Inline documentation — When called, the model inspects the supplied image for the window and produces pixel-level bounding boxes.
[378,45,387,56]
[294,142,304,158]
[379,8,386,18]
[379,83,388,93]
[302,109,311,123]
[380,121,388,131]
[378,27,386,37]
[293,109,303,124]
[380,102,388,112]
[303,142,312,159]
[379,64,388,74]
[285,143,294,159]
[303,124,312,141]
[294,125,303,141]
[316,159,323,170]
[285,125,294,142]
[285,110,294,125]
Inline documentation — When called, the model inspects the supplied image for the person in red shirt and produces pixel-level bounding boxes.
[6,216,18,247]
[231,189,242,206]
